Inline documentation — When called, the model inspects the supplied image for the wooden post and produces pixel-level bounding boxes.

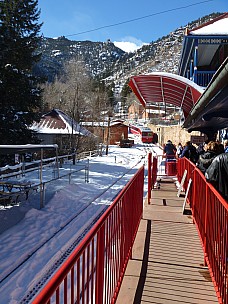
[55,147,60,178]
[105,116,111,155]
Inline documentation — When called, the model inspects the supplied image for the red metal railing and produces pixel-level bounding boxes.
[177,158,228,304]
[32,166,144,304]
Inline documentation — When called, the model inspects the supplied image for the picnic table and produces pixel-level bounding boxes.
[0,180,36,204]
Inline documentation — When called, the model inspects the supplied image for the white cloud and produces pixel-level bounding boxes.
[114,36,148,53]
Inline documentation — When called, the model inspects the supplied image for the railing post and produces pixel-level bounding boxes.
[95,224,105,304]
[192,167,196,218]
[204,183,209,266]
[85,159,89,183]
[40,182,44,209]
[148,153,152,204]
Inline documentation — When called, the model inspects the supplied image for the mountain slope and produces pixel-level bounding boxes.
[34,12,222,91]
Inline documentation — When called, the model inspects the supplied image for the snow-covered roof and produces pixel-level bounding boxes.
[146,72,205,93]
[82,120,127,127]
[179,13,228,76]
[189,13,228,35]
[31,109,91,136]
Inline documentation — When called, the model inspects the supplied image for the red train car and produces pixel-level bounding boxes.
[129,124,155,143]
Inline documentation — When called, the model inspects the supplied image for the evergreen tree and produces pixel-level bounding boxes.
[0,0,43,144]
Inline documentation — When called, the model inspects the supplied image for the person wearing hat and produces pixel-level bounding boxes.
[163,140,177,160]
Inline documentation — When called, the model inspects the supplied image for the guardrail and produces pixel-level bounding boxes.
[0,149,100,179]
[194,70,215,87]
[32,165,144,304]
[177,158,228,304]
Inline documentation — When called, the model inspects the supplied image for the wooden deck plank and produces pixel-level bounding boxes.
[116,179,218,304]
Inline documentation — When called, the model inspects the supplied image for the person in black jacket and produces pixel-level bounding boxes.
[180,141,198,163]
[197,141,219,174]
[205,153,228,201]
[196,141,208,156]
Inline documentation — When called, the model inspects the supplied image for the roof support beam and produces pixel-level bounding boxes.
[160,76,166,117]
[131,78,146,107]
[180,85,189,109]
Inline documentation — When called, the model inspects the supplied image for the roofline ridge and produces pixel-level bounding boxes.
[188,12,228,34]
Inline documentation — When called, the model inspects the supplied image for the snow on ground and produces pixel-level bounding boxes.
[0,141,162,304]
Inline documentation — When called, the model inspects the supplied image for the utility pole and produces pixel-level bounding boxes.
[105,115,111,155]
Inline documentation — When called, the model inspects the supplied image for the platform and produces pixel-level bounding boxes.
[116,178,218,304]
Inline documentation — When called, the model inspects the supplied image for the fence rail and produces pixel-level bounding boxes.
[0,149,100,179]
[177,158,228,304]
[32,166,144,304]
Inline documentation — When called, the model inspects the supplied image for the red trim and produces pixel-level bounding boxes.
[129,74,202,118]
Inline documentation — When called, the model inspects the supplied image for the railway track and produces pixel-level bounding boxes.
[0,152,146,303]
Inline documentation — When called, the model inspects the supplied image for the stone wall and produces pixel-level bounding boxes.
[148,124,201,146]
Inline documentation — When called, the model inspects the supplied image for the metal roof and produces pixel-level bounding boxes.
[128,72,203,118]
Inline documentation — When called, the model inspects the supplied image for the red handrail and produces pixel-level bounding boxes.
[148,152,152,204]
[32,166,144,304]
[177,158,228,304]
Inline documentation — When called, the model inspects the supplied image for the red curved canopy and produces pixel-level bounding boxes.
[128,72,204,118]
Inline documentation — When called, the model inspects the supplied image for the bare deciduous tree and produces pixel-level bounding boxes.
[42,58,113,156]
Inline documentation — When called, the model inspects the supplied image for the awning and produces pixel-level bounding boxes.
[183,57,228,134]
[128,72,204,118]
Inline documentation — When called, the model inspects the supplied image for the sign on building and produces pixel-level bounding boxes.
[190,135,207,145]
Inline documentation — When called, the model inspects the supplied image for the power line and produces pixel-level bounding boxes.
[0,0,215,54]
[65,0,214,38]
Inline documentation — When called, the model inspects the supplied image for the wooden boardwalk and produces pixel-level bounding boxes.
[116,179,218,304]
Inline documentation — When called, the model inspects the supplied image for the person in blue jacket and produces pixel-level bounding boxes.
[163,140,177,160]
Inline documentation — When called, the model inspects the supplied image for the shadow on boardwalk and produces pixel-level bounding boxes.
[116,179,218,304]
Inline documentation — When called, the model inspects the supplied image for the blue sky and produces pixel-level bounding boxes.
[38,0,227,52]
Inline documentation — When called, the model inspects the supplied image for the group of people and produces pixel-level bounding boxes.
[163,139,228,200]
[163,140,198,163]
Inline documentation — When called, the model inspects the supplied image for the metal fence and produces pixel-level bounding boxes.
[177,158,228,304]
[0,149,100,179]
[32,166,144,304]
